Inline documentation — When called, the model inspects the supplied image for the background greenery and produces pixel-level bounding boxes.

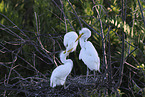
[0,0,145,96]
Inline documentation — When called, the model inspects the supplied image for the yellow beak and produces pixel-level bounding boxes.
[63,48,73,54]
[75,33,84,42]
[67,48,73,53]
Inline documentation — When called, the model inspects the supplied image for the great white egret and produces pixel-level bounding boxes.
[50,51,73,88]
[50,31,79,88]
[76,28,100,81]
[63,31,78,53]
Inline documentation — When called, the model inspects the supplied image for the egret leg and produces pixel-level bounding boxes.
[93,71,95,78]
[86,67,89,82]
[64,84,71,89]
[94,71,97,81]
[63,83,66,89]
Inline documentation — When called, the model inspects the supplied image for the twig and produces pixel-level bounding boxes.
[0,24,25,42]
[137,0,145,27]
[0,43,47,79]
[60,0,67,33]
[92,0,108,95]
[107,26,112,84]
[52,0,75,31]
[125,62,140,70]
[34,12,51,54]
[67,0,83,28]
[116,0,125,88]
[79,17,101,36]
[0,13,29,39]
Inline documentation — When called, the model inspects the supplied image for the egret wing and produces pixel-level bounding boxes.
[50,61,73,87]
[80,41,100,71]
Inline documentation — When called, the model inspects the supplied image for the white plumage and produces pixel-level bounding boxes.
[50,31,79,88]
[50,51,73,88]
[76,28,100,79]
[79,41,100,71]
[63,31,78,53]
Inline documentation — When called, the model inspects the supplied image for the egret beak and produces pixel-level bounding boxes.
[67,48,73,53]
[63,48,73,54]
[75,33,84,42]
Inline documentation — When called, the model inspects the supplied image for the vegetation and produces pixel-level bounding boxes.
[0,0,145,96]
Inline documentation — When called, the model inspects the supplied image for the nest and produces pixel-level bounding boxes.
[1,74,107,96]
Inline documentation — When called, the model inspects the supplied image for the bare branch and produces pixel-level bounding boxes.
[34,12,51,54]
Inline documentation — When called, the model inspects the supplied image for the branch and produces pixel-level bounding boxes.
[67,0,83,28]
[137,0,145,27]
[34,12,51,54]
[116,0,125,88]
[52,0,75,31]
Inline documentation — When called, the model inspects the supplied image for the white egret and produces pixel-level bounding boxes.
[63,31,78,53]
[50,51,73,88]
[50,31,79,88]
[76,28,100,81]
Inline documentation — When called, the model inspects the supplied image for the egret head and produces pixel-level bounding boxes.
[63,31,78,47]
[79,28,91,38]
[75,28,91,42]
[63,31,78,53]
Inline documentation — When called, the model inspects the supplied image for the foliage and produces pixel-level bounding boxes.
[0,0,145,96]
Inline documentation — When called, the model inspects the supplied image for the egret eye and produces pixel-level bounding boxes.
[63,50,66,54]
